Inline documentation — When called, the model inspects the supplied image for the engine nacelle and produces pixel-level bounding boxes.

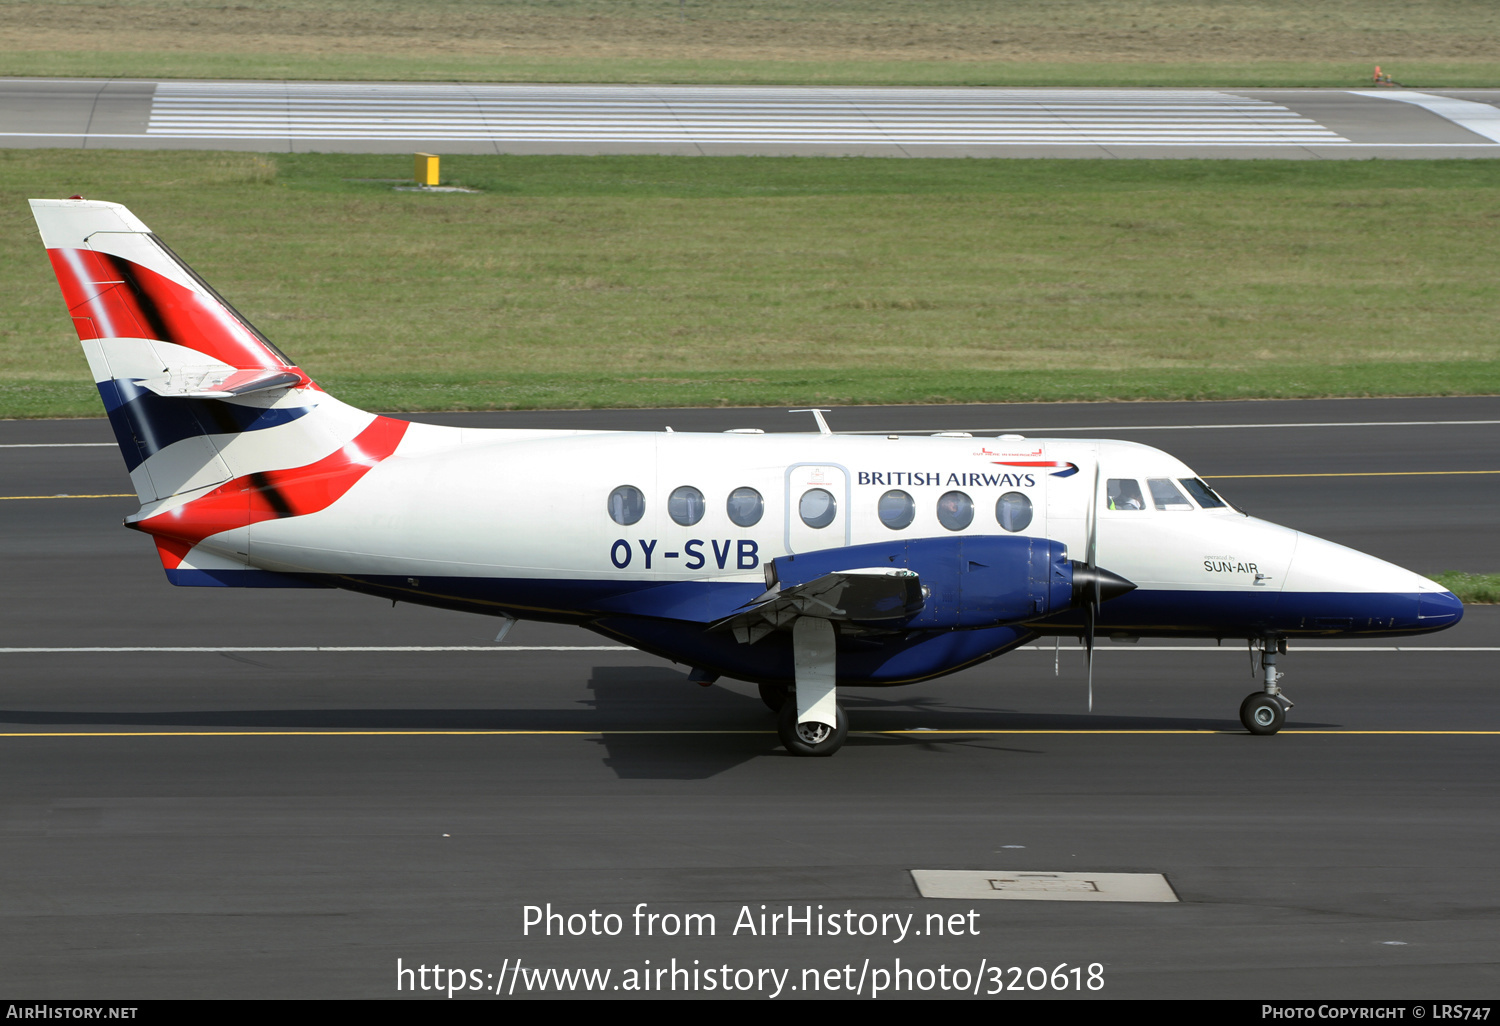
[770,535,1074,629]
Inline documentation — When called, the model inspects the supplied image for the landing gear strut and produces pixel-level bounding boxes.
[776,617,847,757]
[1240,637,1294,735]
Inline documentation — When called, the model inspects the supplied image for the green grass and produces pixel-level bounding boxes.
[3,150,1500,417]
[2,0,1498,87]
[5,53,1498,89]
[1427,572,1500,604]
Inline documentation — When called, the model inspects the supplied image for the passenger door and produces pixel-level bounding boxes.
[784,463,851,555]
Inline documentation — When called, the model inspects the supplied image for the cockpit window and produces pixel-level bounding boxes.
[608,485,645,526]
[1147,478,1194,511]
[1179,477,1228,509]
[668,485,705,526]
[1106,479,1145,511]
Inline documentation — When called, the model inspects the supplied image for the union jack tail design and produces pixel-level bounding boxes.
[30,198,409,586]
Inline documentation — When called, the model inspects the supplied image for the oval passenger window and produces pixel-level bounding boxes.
[608,485,645,526]
[726,486,764,527]
[799,488,837,529]
[668,485,706,526]
[995,491,1033,532]
[936,490,974,531]
[878,489,915,530]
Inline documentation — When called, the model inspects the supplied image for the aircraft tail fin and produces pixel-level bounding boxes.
[29,198,409,586]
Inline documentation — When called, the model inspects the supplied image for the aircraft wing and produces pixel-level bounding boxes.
[711,567,924,644]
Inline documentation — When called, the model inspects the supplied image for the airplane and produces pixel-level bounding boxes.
[27,198,1465,757]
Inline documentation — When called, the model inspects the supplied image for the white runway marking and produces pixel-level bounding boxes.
[911,869,1178,902]
[0,646,630,653]
[852,420,1500,435]
[1354,90,1500,143]
[144,83,1351,146]
[0,645,1493,654]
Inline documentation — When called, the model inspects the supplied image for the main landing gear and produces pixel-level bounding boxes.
[768,617,848,757]
[1240,637,1294,735]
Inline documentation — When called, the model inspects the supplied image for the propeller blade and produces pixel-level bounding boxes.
[1086,460,1099,570]
[1085,601,1095,712]
[1085,458,1100,712]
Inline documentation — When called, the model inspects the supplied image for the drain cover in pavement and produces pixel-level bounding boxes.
[911,870,1178,902]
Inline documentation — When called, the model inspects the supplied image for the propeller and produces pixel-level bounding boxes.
[1065,458,1137,712]
[1085,460,1099,711]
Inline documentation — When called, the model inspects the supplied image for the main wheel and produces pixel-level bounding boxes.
[1240,693,1286,735]
[758,683,793,713]
[776,699,849,757]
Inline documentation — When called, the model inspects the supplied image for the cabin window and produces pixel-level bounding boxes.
[727,486,764,527]
[668,485,706,526]
[1179,477,1228,509]
[878,490,915,530]
[799,488,837,529]
[1147,478,1194,511]
[996,491,1033,532]
[936,490,974,531]
[1106,479,1145,511]
[608,485,645,526]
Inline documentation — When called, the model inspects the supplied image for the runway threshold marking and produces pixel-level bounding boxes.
[0,729,1495,738]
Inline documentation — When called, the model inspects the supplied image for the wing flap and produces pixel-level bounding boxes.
[712,567,924,643]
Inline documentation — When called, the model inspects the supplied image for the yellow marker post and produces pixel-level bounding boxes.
[414,153,440,187]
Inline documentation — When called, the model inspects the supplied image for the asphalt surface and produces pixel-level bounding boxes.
[1,397,1497,998]
[3,80,1500,158]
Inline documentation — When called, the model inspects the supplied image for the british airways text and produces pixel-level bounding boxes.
[857,471,1036,488]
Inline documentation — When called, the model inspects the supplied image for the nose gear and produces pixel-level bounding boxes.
[1240,637,1293,735]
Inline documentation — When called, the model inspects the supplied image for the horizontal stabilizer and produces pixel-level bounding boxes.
[136,367,305,399]
[713,567,924,644]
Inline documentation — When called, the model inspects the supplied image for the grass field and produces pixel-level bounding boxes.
[0,0,1497,87]
[2,150,1499,417]
[1428,573,1500,604]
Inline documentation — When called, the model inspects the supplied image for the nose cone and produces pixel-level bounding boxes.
[1285,532,1465,635]
[1416,589,1464,630]
[1069,562,1137,606]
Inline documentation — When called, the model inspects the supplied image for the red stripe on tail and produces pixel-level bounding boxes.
[134,417,409,566]
[48,247,296,374]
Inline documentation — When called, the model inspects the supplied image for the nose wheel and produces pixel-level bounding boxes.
[1241,637,1294,735]
[1240,693,1286,735]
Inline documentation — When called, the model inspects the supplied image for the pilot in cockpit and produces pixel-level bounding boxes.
[1107,478,1145,510]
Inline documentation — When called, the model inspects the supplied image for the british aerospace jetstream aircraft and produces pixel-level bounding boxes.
[30,198,1463,756]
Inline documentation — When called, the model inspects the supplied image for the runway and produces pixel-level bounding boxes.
[1,396,1497,998]
[3,79,1500,157]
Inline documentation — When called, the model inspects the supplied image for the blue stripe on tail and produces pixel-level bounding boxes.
[98,378,314,472]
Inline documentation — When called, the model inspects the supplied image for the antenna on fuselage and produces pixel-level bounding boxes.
[789,409,833,435]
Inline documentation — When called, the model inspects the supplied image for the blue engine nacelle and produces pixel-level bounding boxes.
[770,535,1075,630]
